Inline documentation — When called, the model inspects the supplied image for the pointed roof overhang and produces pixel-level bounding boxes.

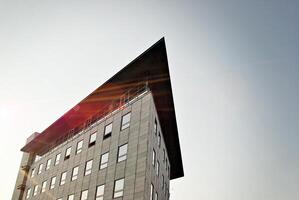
[21,38,184,179]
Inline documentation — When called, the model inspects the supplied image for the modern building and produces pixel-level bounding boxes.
[12,38,184,200]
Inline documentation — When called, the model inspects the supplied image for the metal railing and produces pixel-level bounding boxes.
[38,81,150,156]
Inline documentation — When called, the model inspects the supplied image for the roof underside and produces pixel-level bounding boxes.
[21,38,184,179]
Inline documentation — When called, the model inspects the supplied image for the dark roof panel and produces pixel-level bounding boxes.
[21,38,184,179]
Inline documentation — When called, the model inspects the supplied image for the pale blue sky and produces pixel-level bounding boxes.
[0,0,299,199]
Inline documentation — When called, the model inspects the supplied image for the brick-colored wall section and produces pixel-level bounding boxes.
[12,91,171,200]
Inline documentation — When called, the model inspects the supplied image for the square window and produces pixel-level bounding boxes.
[121,112,131,130]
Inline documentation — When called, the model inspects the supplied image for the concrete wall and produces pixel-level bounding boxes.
[12,91,171,200]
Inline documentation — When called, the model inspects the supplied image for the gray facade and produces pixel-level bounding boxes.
[12,91,171,200]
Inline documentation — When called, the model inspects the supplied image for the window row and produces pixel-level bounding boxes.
[152,149,169,193]
[27,143,128,198]
[26,178,125,200]
[30,113,131,177]
[153,118,171,179]
[150,183,169,200]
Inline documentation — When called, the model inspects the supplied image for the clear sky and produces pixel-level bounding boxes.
[1,0,299,199]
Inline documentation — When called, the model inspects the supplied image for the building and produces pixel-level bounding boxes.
[12,38,184,200]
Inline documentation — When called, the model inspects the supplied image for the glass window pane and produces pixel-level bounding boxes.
[96,185,105,199]
[26,188,31,199]
[41,181,47,192]
[76,140,83,154]
[80,190,88,200]
[84,160,93,176]
[38,163,43,174]
[117,144,128,162]
[114,178,124,198]
[152,150,156,166]
[46,159,51,170]
[100,152,109,169]
[121,112,131,130]
[104,123,112,136]
[68,194,74,200]
[89,132,97,144]
[50,177,56,189]
[72,166,79,181]
[55,153,61,165]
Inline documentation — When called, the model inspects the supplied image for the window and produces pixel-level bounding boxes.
[50,176,56,189]
[164,183,167,195]
[156,161,160,176]
[95,185,105,200]
[155,192,158,200]
[34,155,41,162]
[163,149,165,162]
[64,147,71,160]
[158,132,161,147]
[46,159,51,170]
[84,160,93,176]
[168,166,170,178]
[38,163,43,174]
[55,153,61,166]
[68,194,74,200]
[80,189,88,200]
[117,143,128,162]
[162,175,164,190]
[41,181,47,193]
[154,119,157,135]
[121,112,131,130]
[76,140,83,154]
[71,166,79,181]
[33,185,38,196]
[30,168,35,177]
[99,152,109,170]
[60,171,67,185]
[113,178,124,198]
[26,188,31,199]
[150,184,154,200]
[165,158,168,170]
[89,132,96,147]
[152,149,156,166]
[103,123,112,139]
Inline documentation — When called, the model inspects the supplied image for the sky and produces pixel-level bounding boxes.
[0,0,299,199]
